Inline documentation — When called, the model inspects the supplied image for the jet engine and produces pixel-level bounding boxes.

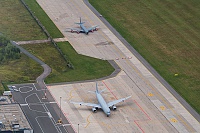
[112,105,117,110]
[92,107,97,112]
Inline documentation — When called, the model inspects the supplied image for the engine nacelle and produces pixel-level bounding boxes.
[112,105,117,110]
[92,107,97,112]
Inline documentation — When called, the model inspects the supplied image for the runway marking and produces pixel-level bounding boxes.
[24,90,68,133]
[148,93,153,97]
[100,121,111,129]
[134,100,151,120]
[20,103,28,106]
[48,86,75,132]
[33,83,47,91]
[33,83,37,91]
[160,106,166,111]
[20,102,56,106]
[25,93,47,113]
[84,113,92,128]
[124,56,193,132]
[35,116,61,133]
[68,88,77,101]
[62,124,72,127]
[102,81,118,100]
[35,116,45,133]
[134,120,145,133]
[49,101,57,104]
[19,86,33,93]
[170,118,178,123]
[47,112,53,118]
[42,103,63,133]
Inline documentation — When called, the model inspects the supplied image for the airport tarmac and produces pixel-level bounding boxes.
[36,0,200,132]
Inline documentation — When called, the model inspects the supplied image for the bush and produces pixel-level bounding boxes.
[0,36,21,63]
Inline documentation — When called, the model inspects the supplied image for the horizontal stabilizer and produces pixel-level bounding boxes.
[88,91,95,94]
[99,88,106,94]
[75,22,85,25]
[70,100,101,108]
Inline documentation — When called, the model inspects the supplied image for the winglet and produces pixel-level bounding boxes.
[99,88,106,94]
[124,96,132,101]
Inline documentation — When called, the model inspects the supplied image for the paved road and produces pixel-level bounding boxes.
[12,83,74,133]
[83,0,200,122]
[11,41,45,65]
[36,64,51,89]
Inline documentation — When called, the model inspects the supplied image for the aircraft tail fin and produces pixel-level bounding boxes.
[75,17,85,25]
[96,82,99,93]
[95,83,106,94]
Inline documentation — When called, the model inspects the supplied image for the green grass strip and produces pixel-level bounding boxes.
[22,42,114,83]
[24,0,63,38]
[0,0,46,41]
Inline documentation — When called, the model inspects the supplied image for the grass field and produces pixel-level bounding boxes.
[89,0,200,113]
[0,54,43,93]
[24,0,64,38]
[0,0,46,41]
[22,42,114,83]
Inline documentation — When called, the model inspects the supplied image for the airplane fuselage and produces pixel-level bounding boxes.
[96,92,111,117]
[80,24,89,34]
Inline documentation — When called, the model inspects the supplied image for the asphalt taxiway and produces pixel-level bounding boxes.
[34,0,200,132]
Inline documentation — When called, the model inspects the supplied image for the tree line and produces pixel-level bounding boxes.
[0,36,21,63]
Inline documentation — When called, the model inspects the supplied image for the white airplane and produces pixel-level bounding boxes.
[70,83,131,117]
[70,18,99,35]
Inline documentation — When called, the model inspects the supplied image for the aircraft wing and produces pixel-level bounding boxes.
[107,96,131,107]
[70,101,101,108]
[70,28,84,32]
[88,25,99,32]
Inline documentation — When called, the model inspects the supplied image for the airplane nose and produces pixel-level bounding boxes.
[107,112,110,117]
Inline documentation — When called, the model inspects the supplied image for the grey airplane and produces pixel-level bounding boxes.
[70,83,131,117]
[70,18,99,35]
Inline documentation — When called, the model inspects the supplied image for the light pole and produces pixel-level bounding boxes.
[78,124,79,133]
[60,96,61,120]
[58,96,62,124]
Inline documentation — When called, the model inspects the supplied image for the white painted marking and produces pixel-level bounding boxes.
[19,86,33,93]
[35,116,45,133]
[49,102,57,104]
[47,112,52,118]
[62,124,71,127]
[20,104,28,106]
